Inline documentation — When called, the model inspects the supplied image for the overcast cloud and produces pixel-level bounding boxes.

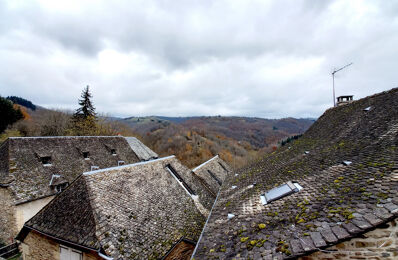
[0,0,397,118]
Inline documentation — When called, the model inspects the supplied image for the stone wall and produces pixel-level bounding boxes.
[299,219,398,260]
[0,188,16,245]
[22,231,101,260]
[0,140,9,178]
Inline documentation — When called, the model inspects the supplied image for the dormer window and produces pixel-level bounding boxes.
[91,166,99,171]
[41,156,52,166]
[54,183,68,193]
[83,152,90,160]
[260,181,302,205]
[49,174,68,193]
[111,149,117,156]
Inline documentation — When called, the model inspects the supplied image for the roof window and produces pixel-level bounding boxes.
[260,181,302,205]
[166,164,196,196]
[83,152,90,160]
[207,170,222,185]
[41,156,52,166]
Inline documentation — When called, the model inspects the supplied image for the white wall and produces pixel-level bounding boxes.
[15,195,55,232]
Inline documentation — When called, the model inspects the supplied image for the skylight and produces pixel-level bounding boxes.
[260,181,302,205]
[218,162,227,171]
[207,170,222,185]
[166,164,196,196]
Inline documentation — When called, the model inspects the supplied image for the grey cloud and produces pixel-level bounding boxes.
[0,0,397,119]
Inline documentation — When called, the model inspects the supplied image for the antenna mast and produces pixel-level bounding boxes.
[332,62,353,107]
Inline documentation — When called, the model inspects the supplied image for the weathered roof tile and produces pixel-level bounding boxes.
[193,88,398,259]
[309,232,327,247]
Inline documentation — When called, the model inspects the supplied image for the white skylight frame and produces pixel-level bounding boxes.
[260,181,302,205]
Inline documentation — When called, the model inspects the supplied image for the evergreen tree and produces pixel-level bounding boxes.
[0,96,23,134]
[74,85,96,119]
[70,86,97,136]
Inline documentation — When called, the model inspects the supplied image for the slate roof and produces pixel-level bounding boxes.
[193,88,398,259]
[124,137,158,161]
[192,155,232,196]
[0,136,157,204]
[17,156,216,259]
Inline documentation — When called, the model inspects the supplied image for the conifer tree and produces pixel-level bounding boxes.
[0,96,23,134]
[74,85,96,119]
[70,86,97,135]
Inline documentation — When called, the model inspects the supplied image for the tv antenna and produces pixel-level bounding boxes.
[332,62,353,107]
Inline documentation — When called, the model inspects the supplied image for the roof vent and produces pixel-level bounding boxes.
[227,213,235,219]
[364,106,372,111]
[91,166,99,171]
[231,185,237,189]
[343,161,352,166]
[118,160,125,166]
[260,181,302,205]
[304,151,310,154]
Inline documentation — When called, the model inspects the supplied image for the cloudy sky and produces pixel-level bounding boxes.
[1,0,397,118]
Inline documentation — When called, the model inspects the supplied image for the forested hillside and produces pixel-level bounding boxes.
[1,96,314,168]
[120,116,314,168]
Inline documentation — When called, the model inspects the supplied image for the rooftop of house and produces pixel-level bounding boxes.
[193,88,398,259]
[0,136,157,204]
[17,156,211,259]
[124,136,158,161]
[192,155,232,196]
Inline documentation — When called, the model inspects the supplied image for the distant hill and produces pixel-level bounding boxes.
[6,96,36,110]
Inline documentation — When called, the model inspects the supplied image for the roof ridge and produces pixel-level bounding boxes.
[8,136,124,139]
[192,155,219,172]
[82,173,113,256]
[82,155,175,176]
